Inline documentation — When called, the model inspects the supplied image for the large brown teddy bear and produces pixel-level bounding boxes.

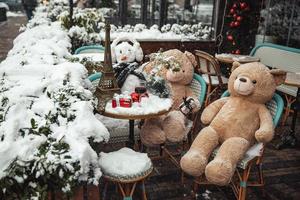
[180,62,286,186]
[140,49,200,146]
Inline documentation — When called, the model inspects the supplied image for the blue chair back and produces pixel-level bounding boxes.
[75,45,105,54]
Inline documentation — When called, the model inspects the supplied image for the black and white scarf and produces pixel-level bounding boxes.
[113,62,146,88]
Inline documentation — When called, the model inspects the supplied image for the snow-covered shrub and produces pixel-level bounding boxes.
[102,22,213,41]
[58,8,104,52]
[133,24,147,32]
[0,19,109,199]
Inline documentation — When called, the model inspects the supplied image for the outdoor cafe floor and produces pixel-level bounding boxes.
[87,115,300,200]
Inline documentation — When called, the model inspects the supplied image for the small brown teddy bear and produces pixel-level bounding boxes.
[180,62,286,186]
[140,49,200,146]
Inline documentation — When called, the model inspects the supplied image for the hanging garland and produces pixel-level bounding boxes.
[222,0,260,55]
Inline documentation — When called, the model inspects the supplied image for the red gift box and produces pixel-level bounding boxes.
[112,94,132,108]
[131,86,149,103]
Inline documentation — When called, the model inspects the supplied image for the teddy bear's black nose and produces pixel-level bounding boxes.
[239,77,247,82]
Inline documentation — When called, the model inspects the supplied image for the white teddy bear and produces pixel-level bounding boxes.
[111,36,144,93]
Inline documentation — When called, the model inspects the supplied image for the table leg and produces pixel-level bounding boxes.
[276,88,299,149]
[127,119,135,149]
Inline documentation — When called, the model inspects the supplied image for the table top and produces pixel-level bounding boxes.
[73,52,104,62]
[102,95,173,120]
[215,54,260,64]
[284,72,300,88]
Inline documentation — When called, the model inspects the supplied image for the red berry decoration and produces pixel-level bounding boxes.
[230,22,235,27]
[227,35,233,41]
[232,3,238,9]
[233,13,237,19]
[231,50,235,54]
[234,21,240,27]
[235,49,241,54]
[233,41,236,45]
[230,8,235,14]
[240,2,247,9]
[237,16,243,21]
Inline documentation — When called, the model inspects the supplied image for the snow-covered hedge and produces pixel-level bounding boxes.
[0,11,109,200]
[99,23,213,41]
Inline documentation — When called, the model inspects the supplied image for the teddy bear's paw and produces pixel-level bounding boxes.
[255,130,274,143]
[180,149,207,177]
[140,126,166,147]
[205,159,234,186]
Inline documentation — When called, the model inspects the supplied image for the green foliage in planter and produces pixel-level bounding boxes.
[58,8,104,52]
[68,57,104,75]
[0,79,99,199]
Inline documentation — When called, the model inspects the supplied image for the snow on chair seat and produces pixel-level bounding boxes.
[99,147,153,181]
[99,148,153,200]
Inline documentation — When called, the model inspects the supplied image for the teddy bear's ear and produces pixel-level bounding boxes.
[270,69,287,86]
[231,61,241,72]
[184,51,197,68]
[133,42,144,62]
[111,39,120,63]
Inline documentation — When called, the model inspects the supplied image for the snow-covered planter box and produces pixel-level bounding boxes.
[0,10,109,200]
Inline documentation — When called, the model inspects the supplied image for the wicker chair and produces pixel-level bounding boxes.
[150,73,207,168]
[75,45,105,54]
[194,50,228,106]
[192,90,284,200]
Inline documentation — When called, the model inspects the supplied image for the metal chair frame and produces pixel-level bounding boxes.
[194,50,227,106]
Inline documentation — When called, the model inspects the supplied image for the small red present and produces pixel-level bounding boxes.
[112,93,132,108]
[131,86,149,103]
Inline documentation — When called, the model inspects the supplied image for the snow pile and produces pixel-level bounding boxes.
[99,23,213,41]
[6,11,25,17]
[105,94,172,116]
[0,20,109,198]
[3,22,71,67]
[99,148,152,177]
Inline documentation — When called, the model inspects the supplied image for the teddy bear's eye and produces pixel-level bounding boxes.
[182,70,185,73]
[252,80,257,84]
[120,50,122,54]
[128,49,131,52]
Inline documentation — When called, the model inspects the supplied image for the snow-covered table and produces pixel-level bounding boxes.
[102,94,172,148]
[215,53,260,64]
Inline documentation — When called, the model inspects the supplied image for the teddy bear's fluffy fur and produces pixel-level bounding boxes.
[180,62,286,186]
[140,49,200,146]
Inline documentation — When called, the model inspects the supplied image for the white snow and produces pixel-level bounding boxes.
[99,147,152,177]
[6,11,25,17]
[104,94,172,116]
[0,2,9,10]
[0,20,109,182]
[100,23,212,41]
[73,53,104,62]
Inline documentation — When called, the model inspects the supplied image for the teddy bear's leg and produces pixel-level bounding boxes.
[205,137,250,186]
[140,118,166,147]
[163,111,186,142]
[180,126,219,177]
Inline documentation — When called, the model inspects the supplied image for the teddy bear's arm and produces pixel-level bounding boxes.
[201,97,228,125]
[255,106,274,143]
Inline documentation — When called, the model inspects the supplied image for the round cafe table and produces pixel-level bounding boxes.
[276,72,300,149]
[102,97,172,149]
